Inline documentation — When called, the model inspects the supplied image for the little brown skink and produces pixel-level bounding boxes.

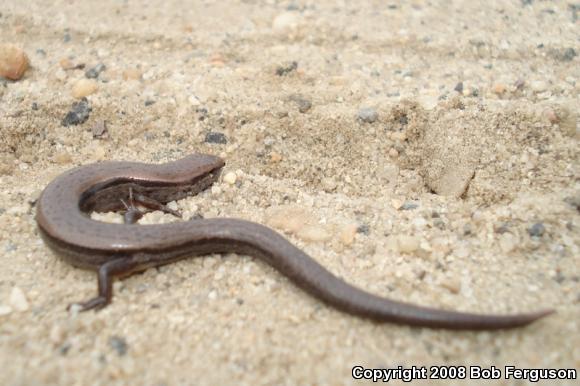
[35,153,553,329]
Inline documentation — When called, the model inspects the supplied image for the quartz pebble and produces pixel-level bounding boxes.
[272,12,300,32]
[397,235,420,253]
[72,78,98,98]
[223,172,237,185]
[530,81,548,93]
[499,233,518,253]
[0,305,12,316]
[9,287,29,311]
[0,44,29,80]
[357,107,378,123]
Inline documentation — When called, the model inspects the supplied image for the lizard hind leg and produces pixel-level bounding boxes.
[121,187,182,224]
[68,257,140,312]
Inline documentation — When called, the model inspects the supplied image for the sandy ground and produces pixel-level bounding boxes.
[1,0,579,385]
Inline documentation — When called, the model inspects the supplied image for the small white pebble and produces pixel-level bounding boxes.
[55,68,67,81]
[397,235,420,253]
[272,12,300,32]
[498,233,518,253]
[0,305,12,316]
[223,171,237,185]
[530,80,548,93]
[208,290,218,300]
[9,287,29,311]
[188,95,201,106]
[411,217,427,228]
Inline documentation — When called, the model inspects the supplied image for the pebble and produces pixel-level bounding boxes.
[276,61,298,76]
[551,47,577,62]
[91,120,108,138]
[530,80,548,93]
[357,107,378,123]
[59,58,75,70]
[297,225,332,242]
[266,205,309,233]
[0,305,12,316]
[272,12,300,32]
[72,78,98,98]
[340,224,358,246]
[357,224,370,235]
[289,94,312,113]
[122,68,142,80]
[109,336,128,356]
[53,151,72,164]
[498,233,518,253]
[9,287,29,311]
[85,63,106,79]
[270,152,283,163]
[391,131,407,141]
[397,235,420,253]
[0,44,29,80]
[454,82,464,93]
[62,98,91,126]
[204,132,228,144]
[321,177,337,192]
[527,222,545,237]
[223,171,237,185]
[440,277,461,294]
[188,95,201,106]
[55,69,67,81]
[492,83,506,95]
[401,201,419,210]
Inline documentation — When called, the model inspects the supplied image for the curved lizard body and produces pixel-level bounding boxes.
[35,153,553,330]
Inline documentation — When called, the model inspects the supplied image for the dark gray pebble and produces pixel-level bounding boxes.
[454,82,464,93]
[527,223,545,237]
[276,61,298,76]
[400,201,418,210]
[85,63,106,79]
[109,336,128,356]
[356,224,370,235]
[205,132,227,144]
[62,98,91,126]
[289,94,312,113]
